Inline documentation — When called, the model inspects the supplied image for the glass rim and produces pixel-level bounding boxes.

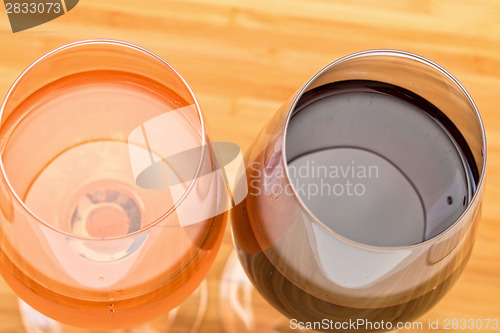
[0,39,208,241]
[281,49,487,251]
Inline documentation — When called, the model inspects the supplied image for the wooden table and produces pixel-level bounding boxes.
[0,0,498,332]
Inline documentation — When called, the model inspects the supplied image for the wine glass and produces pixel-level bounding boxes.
[230,50,486,332]
[0,40,228,331]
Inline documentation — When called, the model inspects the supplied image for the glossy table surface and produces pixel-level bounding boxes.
[0,0,499,332]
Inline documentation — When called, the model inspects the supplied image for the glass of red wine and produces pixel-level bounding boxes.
[230,50,486,332]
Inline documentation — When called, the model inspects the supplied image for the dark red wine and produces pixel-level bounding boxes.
[232,80,479,332]
[233,232,472,333]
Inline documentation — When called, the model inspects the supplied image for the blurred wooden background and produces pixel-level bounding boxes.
[0,0,499,332]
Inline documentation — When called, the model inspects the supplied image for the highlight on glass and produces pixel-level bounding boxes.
[0,40,235,331]
[231,50,486,332]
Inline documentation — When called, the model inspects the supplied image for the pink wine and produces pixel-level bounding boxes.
[0,70,226,329]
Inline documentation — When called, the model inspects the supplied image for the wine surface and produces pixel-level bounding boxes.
[286,80,477,247]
